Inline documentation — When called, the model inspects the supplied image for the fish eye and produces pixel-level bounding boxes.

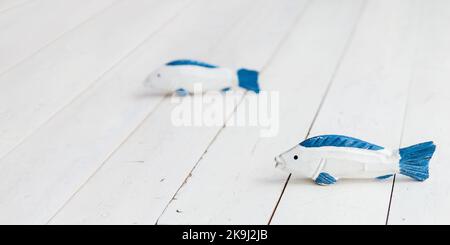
[293,155,298,160]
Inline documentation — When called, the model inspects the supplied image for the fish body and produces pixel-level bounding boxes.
[275,135,436,185]
[144,59,260,95]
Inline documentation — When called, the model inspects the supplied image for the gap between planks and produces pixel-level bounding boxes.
[267,0,368,224]
[44,0,260,224]
[386,2,428,223]
[154,0,315,224]
[269,0,423,225]
[0,0,195,224]
[0,0,193,164]
[46,96,169,224]
[385,67,415,225]
[0,0,122,77]
[47,0,309,225]
[42,0,196,223]
[0,0,33,14]
[155,0,366,224]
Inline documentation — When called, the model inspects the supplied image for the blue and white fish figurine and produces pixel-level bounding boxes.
[274,135,436,186]
[143,59,260,96]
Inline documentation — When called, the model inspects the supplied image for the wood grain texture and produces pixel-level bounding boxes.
[0,0,259,226]
[0,0,192,224]
[157,0,365,225]
[49,0,308,225]
[0,0,188,161]
[0,0,32,13]
[388,0,450,225]
[1,0,449,225]
[271,0,423,225]
[0,0,118,75]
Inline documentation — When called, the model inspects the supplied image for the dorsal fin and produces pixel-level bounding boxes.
[166,59,218,68]
[300,135,383,150]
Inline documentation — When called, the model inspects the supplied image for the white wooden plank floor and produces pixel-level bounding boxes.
[0,0,32,13]
[0,0,449,225]
[0,0,118,75]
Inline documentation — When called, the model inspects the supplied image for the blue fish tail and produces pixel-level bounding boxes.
[237,69,259,93]
[399,141,436,181]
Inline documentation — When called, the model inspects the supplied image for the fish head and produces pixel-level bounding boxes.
[275,145,314,177]
[143,66,175,92]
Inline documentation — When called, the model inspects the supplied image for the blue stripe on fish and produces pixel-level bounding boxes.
[314,172,337,185]
[376,174,393,180]
[300,135,384,150]
[166,59,218,68]
[399,141,435,181]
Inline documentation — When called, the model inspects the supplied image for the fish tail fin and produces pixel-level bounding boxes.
[237,68,260,93]
[399,141,436,181]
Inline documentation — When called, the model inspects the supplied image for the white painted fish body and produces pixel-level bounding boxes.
[275,135,435,185]
[277,145,400,180]
[144,60,259,95]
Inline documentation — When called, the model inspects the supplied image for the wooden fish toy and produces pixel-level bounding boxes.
[143,59,260,96]
[275,135,436,186]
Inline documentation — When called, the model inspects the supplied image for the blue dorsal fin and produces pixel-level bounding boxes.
[166,59,218,68]
[300,135,384,150]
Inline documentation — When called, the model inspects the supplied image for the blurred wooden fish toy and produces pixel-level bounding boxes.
[143,59,260,96]
[275,135,436,186]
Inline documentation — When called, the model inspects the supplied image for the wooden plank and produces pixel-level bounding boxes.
[156,0,365,225]
[49,0,310,225]
[0,0,189,160]
[271,0,423,225]
[0,0,118,75]
[0,0,31,13]
[388,0,450,225]
[0,0,255,225]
